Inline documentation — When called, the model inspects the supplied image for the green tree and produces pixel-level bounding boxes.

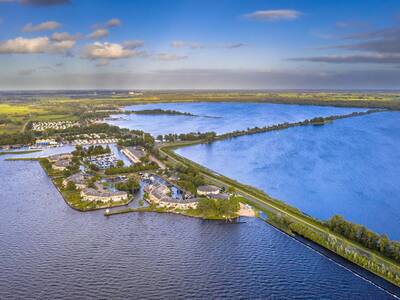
[116,160,124,168]
[66,181,76,191]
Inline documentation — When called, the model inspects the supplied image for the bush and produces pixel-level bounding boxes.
[66,181,77,191]
[197,197,239,218]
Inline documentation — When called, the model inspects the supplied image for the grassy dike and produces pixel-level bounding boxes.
[159,139,400,288]
[0,149,42,156]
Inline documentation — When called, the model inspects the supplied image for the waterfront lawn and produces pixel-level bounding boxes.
[0,149,42,156]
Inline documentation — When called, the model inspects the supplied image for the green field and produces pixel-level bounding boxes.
[1,91,400,135]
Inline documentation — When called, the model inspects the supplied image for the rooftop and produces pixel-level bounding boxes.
[54,159,71,168]
[197,185,220,193]
[82,187,127,198]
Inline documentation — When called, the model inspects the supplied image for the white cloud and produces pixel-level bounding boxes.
[244,9,301,22]
[50,40,75,53]
[0,37,49,53]
[87,28,109,39]
[122,40,144,49]
[0,36,74,54]
[51,32,78,42]
[156,53,188,61]
[22,21,61,32]
[92,18,122,30]
[106,18,121,28]
[289,53,400,64]
[171,40,244,50]
[171,40,203,49]
[222,43,245,49]
[82,42,144,60]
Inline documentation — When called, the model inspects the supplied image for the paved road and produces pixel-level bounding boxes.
[159,146,400,273]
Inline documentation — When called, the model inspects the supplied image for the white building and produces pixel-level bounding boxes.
[145,183,198,210]
[81,188,128,203]
[197,185,220,196]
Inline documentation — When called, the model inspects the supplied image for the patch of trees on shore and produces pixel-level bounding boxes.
[158,131,217,143]
[328,215,400,263]
[217,109,382,141]
[104,162,158,175]
[268,212,400,286]
[288,220,400,286]
[196,196,240,218]
[115,178,140,193]
[174,165,205,194]
[128,109,196,116]
[117,134,155,150]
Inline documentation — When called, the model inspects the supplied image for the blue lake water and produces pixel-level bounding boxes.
[176,111,400,240]
[106,102,366,136]
[0,150,398,299]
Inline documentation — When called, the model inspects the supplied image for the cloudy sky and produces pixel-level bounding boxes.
[0,0,400,90]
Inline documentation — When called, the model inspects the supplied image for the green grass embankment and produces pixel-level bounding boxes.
[0,149,42,156]
[159,144,400,287]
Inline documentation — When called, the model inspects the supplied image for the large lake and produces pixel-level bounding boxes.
[176,111,400,240]
[0,149,398,299]
[106,102,366,136]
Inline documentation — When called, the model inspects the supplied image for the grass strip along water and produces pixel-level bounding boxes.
[158,111,400,288]
[0,149,42,156]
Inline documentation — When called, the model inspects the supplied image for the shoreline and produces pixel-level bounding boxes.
[3,104,399,288]
[158,132,400,288]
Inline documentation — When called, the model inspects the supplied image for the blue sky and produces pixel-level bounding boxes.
[0,0,400,89]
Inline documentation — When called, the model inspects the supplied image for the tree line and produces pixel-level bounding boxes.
[104,162,158,175]
[328,215,400,263]
[72,145,111,157]
[157,131,217,143]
